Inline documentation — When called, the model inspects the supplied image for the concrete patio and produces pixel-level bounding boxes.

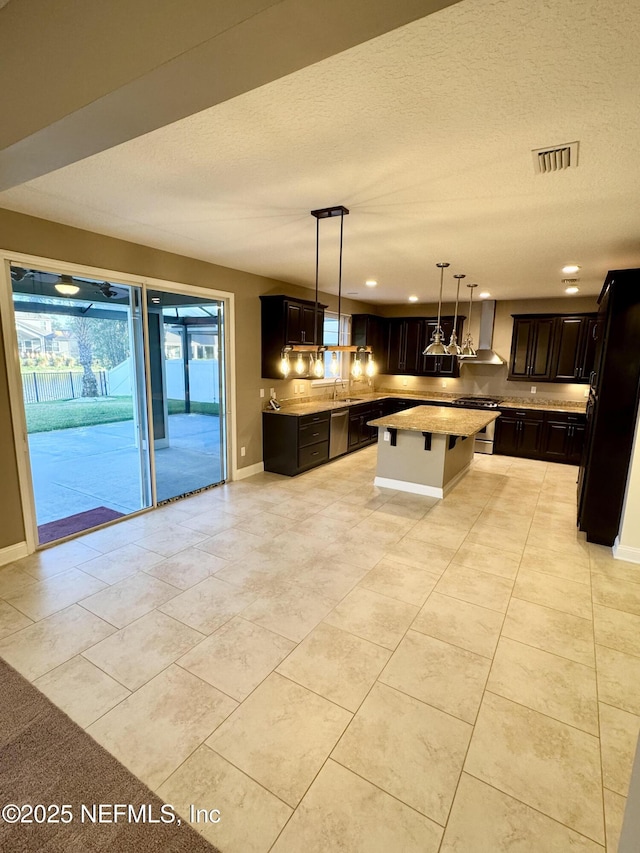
[28,413,222,528]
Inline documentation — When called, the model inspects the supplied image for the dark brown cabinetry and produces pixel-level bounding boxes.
[384,316,464,376]
[508,316,557,380]
[578,269,640,545]
[541,412,585,463]
[386,318,424,374]
[508,313,598,383]
[349,405,374,449]
[494,408,545,457]
[262,410,330,475]
[553,315,598,382]
[351,314,387,359]
[260,295,326,379]
[494,407,586,464]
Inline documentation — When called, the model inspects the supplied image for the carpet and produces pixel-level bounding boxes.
[0,659,220,852]
[38,507,125,544]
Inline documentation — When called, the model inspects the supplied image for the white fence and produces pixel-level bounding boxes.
[107,357,219,403]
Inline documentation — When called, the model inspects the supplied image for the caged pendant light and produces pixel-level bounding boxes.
[423,262,450,356]
[446,274,465,356]
[459,283,478,358]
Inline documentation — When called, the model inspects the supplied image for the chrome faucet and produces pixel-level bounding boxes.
[332,378,346,401]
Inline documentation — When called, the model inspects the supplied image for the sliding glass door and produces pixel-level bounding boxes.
[146,289,226,502]
[10,266,152,544]
[7,266,228,545]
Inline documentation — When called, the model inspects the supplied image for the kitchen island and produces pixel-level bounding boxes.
[367,405,500,498]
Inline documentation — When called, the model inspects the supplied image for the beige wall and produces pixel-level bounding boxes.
[376,295,599,403]
[617,409,640,560]
[0,320,25,549]
[0,207,375,549]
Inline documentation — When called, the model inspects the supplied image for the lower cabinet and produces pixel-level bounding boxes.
[263,411,329,476]
[541,412,586,464]
[495,408,586,464]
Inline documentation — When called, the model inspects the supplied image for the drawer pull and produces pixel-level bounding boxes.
[311,451,319,456]
[312,432,320,437]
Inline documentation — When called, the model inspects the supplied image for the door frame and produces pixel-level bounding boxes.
[0,251,236,555]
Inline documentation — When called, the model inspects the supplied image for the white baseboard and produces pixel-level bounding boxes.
[374,476,444,499]
[374,464,470,500]
[0,541,29,567]
[234,461,265,481]
[613,539,640,565]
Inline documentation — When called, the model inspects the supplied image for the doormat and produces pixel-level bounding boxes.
[0,658,219,853]
[38,507,125,544]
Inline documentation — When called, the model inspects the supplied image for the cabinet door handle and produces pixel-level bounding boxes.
[301,331,306,342]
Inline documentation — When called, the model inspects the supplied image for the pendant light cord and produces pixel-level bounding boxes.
[437,265,443,332]
[338,211,344,344]
[314,215,319,345]
[453,278,460,329]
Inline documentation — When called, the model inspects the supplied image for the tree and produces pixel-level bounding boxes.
[89,318,129,369]
[72,316,99,397]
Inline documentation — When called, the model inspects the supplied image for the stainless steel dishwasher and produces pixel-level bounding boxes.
[329,409,349,458]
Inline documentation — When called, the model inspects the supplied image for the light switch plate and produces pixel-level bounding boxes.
[384,431,390,442]
[260,388,265,398]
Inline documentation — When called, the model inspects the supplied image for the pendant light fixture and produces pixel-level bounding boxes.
[423,262,450,356]
[446,274,465,356]
[460,283,478,358]
[279,205,375,379]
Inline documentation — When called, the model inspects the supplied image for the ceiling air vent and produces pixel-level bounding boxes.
[531,141,579,174]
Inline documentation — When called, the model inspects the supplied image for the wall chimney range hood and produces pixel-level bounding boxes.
[465,300,505,365]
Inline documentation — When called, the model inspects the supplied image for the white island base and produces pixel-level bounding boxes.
[373,427,476,499]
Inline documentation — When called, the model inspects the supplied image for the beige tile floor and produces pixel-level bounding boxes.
[1,447,639,851]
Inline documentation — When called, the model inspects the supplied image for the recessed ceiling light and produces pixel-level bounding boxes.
[365,280,377,287]
[478,291,491,299]
[408,295,419,302]
[565,286,580,294]
[562,264,580,274]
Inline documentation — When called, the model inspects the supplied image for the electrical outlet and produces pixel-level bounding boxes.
[530,386,537,393]
[402,378,408,387]
[383,431,391,442]
[441,381,447,388]
[240,446,246,457]
[584,388,589,397]
[260,388,265,398]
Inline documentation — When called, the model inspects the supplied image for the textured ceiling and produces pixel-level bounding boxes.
[1,0,639,303]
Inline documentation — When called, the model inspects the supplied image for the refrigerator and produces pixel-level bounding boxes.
[577,268,640,546]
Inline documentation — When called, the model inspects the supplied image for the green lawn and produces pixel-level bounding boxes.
[25,397,219,433]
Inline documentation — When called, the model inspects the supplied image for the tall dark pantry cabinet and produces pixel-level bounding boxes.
[578,269,640,546]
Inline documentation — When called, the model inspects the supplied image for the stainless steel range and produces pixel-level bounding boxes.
[452,396,501,454]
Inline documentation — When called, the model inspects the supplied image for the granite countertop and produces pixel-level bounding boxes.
[497,399,587,414]
[367,405,500,436]
[263,392,587,417]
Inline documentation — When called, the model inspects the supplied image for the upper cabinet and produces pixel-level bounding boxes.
[553,315,598,382]
[260,295,326,379]
[508,316,557,380]
[508,313,598,383]
[383,315,465,376]
[351,314,387,357]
